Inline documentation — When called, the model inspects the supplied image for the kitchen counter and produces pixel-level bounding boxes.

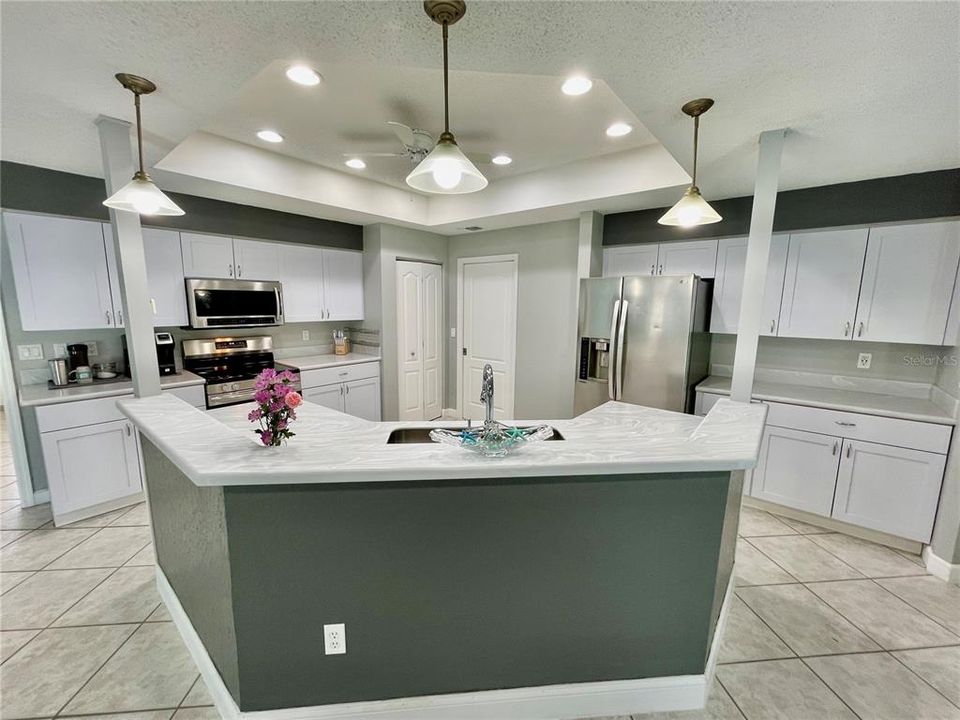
[696,374,955,425]
[275,352,380,371]
[19,371,205,408]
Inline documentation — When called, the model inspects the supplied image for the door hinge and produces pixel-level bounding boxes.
[462,347,467,356]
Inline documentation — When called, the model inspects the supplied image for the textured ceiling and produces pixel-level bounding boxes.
[1,1,958,223]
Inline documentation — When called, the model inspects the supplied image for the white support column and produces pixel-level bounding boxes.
[730,129,787,402]
[96,115,162,397]
[577,210,604,279]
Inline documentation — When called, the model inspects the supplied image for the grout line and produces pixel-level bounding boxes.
[740,536,803,582]
[799,655,865,719]
[176,674,203,709]
[714,675,750,720]
[887,648,960,711]
[730,589,798,661]
[742,534,865,582]
[868,576,960,639]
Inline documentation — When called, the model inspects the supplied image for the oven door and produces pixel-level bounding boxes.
[186,278,284,328]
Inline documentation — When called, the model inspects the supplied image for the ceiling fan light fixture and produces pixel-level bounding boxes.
[286,65,321,86]
[406,133,487,193]
[345,158,367,169]
[561,75,593,96]
[658,97,722,228]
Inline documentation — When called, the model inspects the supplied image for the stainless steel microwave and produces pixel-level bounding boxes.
[185,278,284,329]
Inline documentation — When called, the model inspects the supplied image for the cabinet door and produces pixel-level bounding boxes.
[322,249,364,321]
[344,377,381,421]
[778,228,868,340]
[421,263,443,421]
[657,240,718,278]
[396,261,423,421]
[751,426,842,516]
[102,224,125,328]
[854,221,960,345]
[303,384,344,412]
[711,235,789,334]
[142,228,188,327]
[181,232,235,278]
[278,244,324,322]
[41,419,142,521]
[233,238,280,280]
[833,440,946,542]
[5,213,114,331]
[602,246,658,277]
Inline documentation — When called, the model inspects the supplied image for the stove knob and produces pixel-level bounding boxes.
[231,383,240,392]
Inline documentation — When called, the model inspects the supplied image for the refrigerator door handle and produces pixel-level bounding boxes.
[608,299,621,400]
[615,300,628,400]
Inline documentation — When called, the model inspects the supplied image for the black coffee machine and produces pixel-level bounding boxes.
[122,333,178,376]
[66,343,89,371]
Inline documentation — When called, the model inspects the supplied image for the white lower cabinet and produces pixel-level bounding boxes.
[343,377,381,421]
[752,426,841,516]
[303,384,346,412]
[300,361,381,421]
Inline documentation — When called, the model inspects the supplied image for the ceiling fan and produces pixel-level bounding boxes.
[343,121,492,166]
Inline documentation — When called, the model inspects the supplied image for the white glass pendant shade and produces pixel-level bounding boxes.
[657,186,721,227]
[406,137,487,194]
[103,173,185,216]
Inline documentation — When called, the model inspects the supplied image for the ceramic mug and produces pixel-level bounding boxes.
[69,365,94,385]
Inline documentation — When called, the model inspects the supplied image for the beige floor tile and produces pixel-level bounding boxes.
[734,539,796,587]
[124,543,156,566]
[0,624,136,719]
[110,502,151,526]
[892,645,960,707]
[0,571,33,595]
[0,483,20,500]
[0,529,28,547]
[0,528,95,571]
[807,579,960,650]
[772,515,832,534]
[719,596,794,664]
[639,680,745,719]
[63,622,200,715]
[717,658,857,719]
[147,603,172,622]
[807,651,960,720]
[738,507,797,537]
[54,566,161,627]
[0,628,39,662]
[807,533,928,578]
[47,526,152,569]
[0,499,19,513]
[737,583,880,656]
[746,536,862,582]
[877,575,960,636]
[1,568,112,630]
[172,709,219,720]
[0,502,53,530]
[181,675,216,707]
[62,714,174,720]
[893,548,925,567]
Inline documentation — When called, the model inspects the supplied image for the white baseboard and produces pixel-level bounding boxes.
[157,568,733,720]
[922,546,960,584]
[28,489,50,506]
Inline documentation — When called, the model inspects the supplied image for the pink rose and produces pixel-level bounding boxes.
[285,391,303,409]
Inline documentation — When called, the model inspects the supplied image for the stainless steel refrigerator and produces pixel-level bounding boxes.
[574,274,712,415]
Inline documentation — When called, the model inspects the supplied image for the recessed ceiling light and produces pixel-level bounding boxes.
[256,129,283,143]
[561,76,593,96]
[345,158,366,170]
[286,65,321,86]
[605,122,633,138]
[491,154,512,165]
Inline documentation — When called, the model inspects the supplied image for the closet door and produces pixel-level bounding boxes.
[421,263,443,420]
[396,261,424,421]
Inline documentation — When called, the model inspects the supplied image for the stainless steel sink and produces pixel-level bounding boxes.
[387,426,564,444]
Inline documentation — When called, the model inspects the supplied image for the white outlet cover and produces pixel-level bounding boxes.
[53,343,67,358]
[17,344,43,361]
[86,342,99,357]
[857,352,872,369]
[323,623,346,655]
[302,330,310,341]
[450,327,456,338]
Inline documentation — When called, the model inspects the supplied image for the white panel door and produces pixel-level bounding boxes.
[657,240,718,278]
[460,257,517,421]
[396,261,424,421]
[602,246,659,277]
[344,377,381,421]
[278,244,325,322]
[777,228,869,340]
[711,235,789,335]
[751,426,841,516]
[181,233,235,278]
[833,440,946,542]
[303,384,344,412]
[142,228,188,327]
[42,419,142,522]
[854,221,960,345]
[5,212,115,331]
[322,249,364,321]
[421,263,443,421]
[233,238,280,280]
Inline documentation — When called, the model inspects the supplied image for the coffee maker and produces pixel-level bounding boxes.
[66,343,89,371]
[122,333,178,376]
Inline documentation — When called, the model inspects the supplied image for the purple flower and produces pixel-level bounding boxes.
[260,430,273,446]
[247,408,263,421]
[254,389,272,405]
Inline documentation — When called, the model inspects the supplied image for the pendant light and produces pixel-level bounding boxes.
[103,73,184,216]
[658,98,721,227]
[406,1,487,194]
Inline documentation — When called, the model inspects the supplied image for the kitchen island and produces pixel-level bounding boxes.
[118,395,766,720]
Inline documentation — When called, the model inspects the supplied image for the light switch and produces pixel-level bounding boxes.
[450,327,456,338]
[17,344,43,361]
[53,343,67,358]
[86,342,99,357]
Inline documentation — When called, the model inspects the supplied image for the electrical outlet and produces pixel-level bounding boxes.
[857,353,872,370]
[323,623,346,655]
[53,343,67,358]
[86,342,99,357]
[301,330,310,341]
[450,327,456,338]
[17,344,43,361]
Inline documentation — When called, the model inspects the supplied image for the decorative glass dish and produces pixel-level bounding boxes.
[430,421,556,457]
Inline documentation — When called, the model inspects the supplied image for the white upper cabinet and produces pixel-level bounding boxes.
[142,228,188,327]
[853,221,960,345]
[180,232,235,279]
[278,244,325,322]
[602,245,659,277]
[711,235,789,335]
[322,249,364,321]
[777,228,869,341]
[233,238,280,280]
[5,212,115,331]
[657,240,718,278]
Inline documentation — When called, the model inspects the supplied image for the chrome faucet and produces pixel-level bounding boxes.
[480,363,495,423]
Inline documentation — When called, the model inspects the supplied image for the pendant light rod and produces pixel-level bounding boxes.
[425,1,465,139]
[681,98,713,188]
[133,92,146,177]
[442,20,450,135]
[691,114,699,186]
[115,73,157,179]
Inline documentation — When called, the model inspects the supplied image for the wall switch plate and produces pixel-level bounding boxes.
[323,623,346,655]
[53,343,67,358]
[450,327,456,338]
[857,353,872,369]
[302,330,310,341]
[17,344,43,361]
[86,342,99,357]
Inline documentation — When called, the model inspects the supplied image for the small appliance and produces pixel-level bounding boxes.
[48,358,70,387]
[154,332,177,375]
[66,343,89,371]
[185,278,284,329]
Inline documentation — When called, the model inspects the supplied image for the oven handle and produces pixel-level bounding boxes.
[274,287,283,318]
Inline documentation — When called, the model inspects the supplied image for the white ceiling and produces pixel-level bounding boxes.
[2,1,957,231]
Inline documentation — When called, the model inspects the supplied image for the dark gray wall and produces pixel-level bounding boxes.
[0,161,362,249]
[604,168,960,245]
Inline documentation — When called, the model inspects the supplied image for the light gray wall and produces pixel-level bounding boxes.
[446,220,580,420]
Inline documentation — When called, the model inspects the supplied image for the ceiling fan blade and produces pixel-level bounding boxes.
[387,121,416,148]
[341,152,405,158]
[465,152,493,164]
[411,128,435,150]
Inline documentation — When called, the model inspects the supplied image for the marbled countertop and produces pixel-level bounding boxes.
[696,375,955,425]
[276,353,380,371]
[117,394,767,486]
[19,371,205,408]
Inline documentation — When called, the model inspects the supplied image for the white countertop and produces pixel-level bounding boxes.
[117,394,767,486]
[696,375,955,425]
[19,371,205,408]
[276,353,380,371]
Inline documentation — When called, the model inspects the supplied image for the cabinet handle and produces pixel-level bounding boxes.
[832,441,838,455]
[835,421,856,427]
[843,321,851,337]
[150,298,157,315]
[117,310,123,325]
[126,424,132,437]
[650,264,655,275]
[658,264,663,275]
[770,320,775,333]
[237,265,242,278]
[857,321,864,337]
[105,310,111,325]
[228,264,233,277]
[346,384,350,395]
[846,443,852,458]
[340,385,344,396]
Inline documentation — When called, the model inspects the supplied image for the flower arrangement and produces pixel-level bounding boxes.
[248,368,303,446]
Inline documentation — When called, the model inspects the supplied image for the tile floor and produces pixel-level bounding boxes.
[2,411,960,719]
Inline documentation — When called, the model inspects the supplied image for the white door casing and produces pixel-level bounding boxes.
[421,263,443,420]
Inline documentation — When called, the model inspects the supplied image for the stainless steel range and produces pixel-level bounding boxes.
[182,336,301,409]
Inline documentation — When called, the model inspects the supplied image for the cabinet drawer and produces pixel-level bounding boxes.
[162,384,205,408]
[37,396,128,433]
[300,361,380,389]
[763,401,951,454]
